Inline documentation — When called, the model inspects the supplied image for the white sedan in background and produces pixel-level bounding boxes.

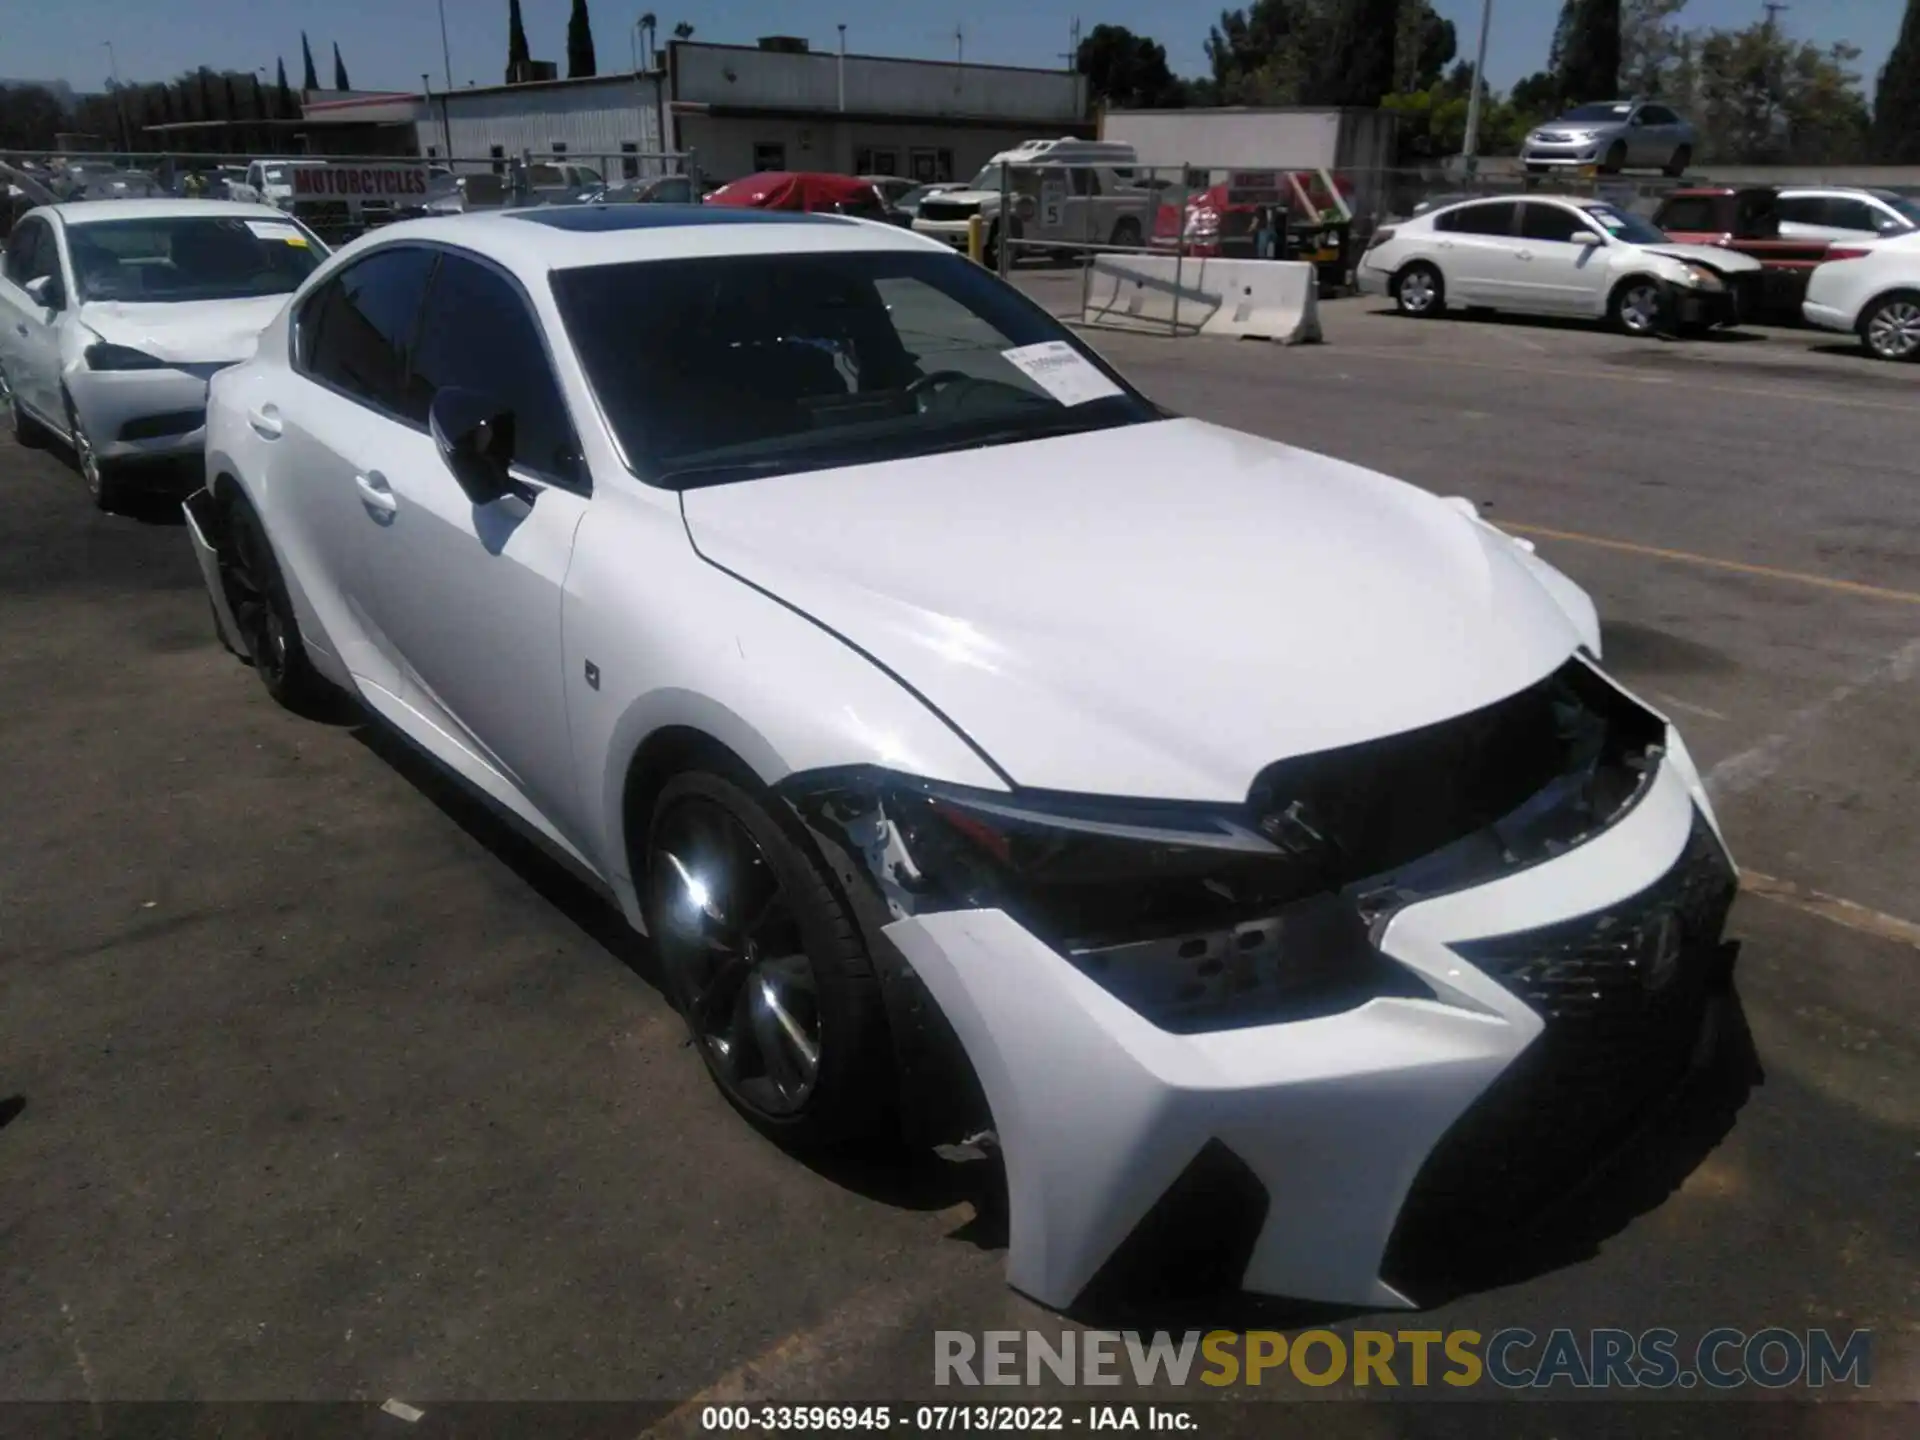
[1802,232,1920,361]
[1360,194,1762,336]
[188,205,1738,1314]
[0,199,327,509]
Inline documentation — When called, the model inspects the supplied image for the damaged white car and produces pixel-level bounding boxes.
[188,205,1740,1313]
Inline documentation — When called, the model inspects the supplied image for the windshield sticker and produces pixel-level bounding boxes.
[245,220,305,244]
[999,341,1122,406]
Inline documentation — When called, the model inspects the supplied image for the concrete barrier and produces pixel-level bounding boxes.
[1081,255,1322,344]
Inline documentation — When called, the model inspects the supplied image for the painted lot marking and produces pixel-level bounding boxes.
[1327,344,1920,415]
[1503,523,1920,607]
[1742,871,1920,952]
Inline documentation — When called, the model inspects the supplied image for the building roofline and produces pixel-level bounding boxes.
[670,38,1077,79]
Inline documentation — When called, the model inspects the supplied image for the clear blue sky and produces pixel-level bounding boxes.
[6,0,1906,97]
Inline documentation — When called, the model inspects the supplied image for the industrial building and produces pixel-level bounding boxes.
[383,37,1088,183]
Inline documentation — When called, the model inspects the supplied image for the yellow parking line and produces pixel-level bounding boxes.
[1327,345,1920,415]
[1503,522,1920,606]
[1742,871,1920,951]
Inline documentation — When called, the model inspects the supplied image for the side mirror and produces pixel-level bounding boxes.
[23,273,63,310]
[1578,231,1604,247]
[429,386,531,506]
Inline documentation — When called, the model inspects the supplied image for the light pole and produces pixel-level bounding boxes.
[436,0,455,92]
[102,41,132,155]
[1460,0,1494,180]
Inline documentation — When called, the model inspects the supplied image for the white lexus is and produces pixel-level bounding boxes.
[190,206,1740,1313]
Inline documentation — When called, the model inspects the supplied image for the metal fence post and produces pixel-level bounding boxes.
[1172,163,1187,337]
[997,163,1011,280]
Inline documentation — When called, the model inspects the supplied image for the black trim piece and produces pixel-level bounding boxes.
[119,408,206,441]
[678,501,1016,790]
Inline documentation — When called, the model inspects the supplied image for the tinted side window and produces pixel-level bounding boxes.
[1776,195,1823,224]
[304,246,436,415]
[1821,197,1879,232]
[405,253,581,483]
[1656,197,1717,232]
[1642,106,1679,125]
[5,219,45,283]
[1520,204,1596,242]
[1438,202,1517,236]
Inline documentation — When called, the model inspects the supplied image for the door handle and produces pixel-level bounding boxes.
[354,470,398,519]
[247,404,282,440]
[13,324,26,337]
[1516,249,1534,261]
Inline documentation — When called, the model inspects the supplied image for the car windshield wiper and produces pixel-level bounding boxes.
[897,410,1135,460]
[653,456,812,490]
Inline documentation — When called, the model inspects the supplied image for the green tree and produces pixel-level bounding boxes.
[1204,0,1322,104]
[1556,0,1622,103]
[1872,0,1920,161]
[275,57,294,115]
[508,0,532,71]
[567,0,598,79]
[1308,0,1401,105]
[1395,0,1456,91]
[332,43,351,91]
[673,21,694,41]
[300,33,319,92]
[1622,0,1690,96]
[1693,21,1869,162]
[1077,24,1182,108]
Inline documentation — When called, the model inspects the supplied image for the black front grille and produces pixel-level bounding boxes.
[917,200,979,222]
[1381,814,1737,1297]
[119,408,205,441]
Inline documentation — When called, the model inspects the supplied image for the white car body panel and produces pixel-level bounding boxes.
[1802,233,1920,336]
[198,208,1738,1314]
[682,417,1586,802]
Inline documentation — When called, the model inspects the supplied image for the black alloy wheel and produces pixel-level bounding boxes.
[646,770,892,1148]
[223,498,331,712]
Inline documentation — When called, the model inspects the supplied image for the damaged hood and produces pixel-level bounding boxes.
[682,418,1587,801]
[78,297,289,365]
[1641,242,1764,274]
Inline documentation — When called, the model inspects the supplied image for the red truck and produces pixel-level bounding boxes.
[1650,187,1834,319]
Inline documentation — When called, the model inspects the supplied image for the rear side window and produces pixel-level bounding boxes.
[302,246,437,416]
[1520,204,1597,243]
[1776,195,1824,225]
[1656,197,1717,233]
[404,253,582,483]
[1437,202,1517,236]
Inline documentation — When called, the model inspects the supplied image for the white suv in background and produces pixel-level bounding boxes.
[1774,189,1920,244]
[1802,233,1920,361]
[912,139,1152,263]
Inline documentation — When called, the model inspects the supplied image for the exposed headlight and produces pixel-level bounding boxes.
[780,659,1667,1034]
[1682,263,1725,291]
[83,341,169,371]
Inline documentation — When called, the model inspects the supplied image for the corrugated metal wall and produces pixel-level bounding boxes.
[419,77,667,169]
[673,43,1083,123]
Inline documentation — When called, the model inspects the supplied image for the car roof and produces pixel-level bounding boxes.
[335,205,946,273]
[49,198,300,226]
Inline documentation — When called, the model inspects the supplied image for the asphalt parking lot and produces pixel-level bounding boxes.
[1,289,1916,1430]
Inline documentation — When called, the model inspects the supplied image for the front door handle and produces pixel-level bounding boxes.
[354,470,398,519]
[247,404,282,439]
[1515,249,1534,261]
[13,324,26,337]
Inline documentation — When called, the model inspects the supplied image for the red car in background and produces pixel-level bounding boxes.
[1650,186,1834,319]
[1151,170,1357,279]
[705,172,893,221]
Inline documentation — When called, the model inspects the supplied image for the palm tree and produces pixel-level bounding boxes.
[639,12,658,69]
[673,21,694,40]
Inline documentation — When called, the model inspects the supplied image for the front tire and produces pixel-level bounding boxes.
[1664,145,1693,178]
[1394,261,1445,318]
[1859,291,1920,362]
[1601,141,1627,174]
[65,395,125,512]
[646,769,895,1150]
[1610,277,1668,337]
[223,494,333,713]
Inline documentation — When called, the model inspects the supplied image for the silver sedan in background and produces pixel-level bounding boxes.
[1522,100,1696,176]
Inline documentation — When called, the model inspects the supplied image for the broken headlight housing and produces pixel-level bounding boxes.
[778,658,1667,1035]
[777,770,1429,1033]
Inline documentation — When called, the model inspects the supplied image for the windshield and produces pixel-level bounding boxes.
[967,165,1004,192]
[1583,205,1668,245]
[66,215,325,302]
[1561,103,1634,123]
[551,249,1158,488]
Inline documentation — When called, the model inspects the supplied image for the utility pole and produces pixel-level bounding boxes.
[436,0,455,92]
[1762,1,1789,30]
[102,41,131,155]
[1460,0,1494,180]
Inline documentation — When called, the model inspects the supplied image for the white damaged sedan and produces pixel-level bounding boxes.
[189,205,1740,1312]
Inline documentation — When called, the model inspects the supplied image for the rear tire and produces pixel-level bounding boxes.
[1108,216,1143,250]
[645,768,896,1151]
[1859,291,1920,362]
[1664,145,1693,178]
[1394,261,1445,318]
[222,494,333,714]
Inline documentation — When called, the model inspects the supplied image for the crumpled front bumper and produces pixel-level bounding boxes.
[885,744,1730,1312]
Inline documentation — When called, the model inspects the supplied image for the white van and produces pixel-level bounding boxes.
[241,158,326,209]
[912,139,1153,263]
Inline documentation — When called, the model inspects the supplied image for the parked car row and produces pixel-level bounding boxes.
[1359,191,1920,360]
